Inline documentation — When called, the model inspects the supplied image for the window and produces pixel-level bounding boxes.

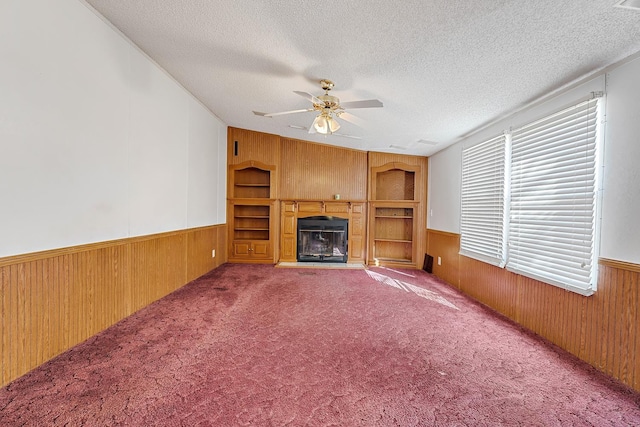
[508,98,600,295]
[460,135,508,267]
[460,96,602,295]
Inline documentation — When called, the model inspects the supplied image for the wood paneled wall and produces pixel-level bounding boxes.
[367,152,429,212]
[0,225,226,388]
[228,127,281,167]
[426,228,640,392]
[426,229,461,288]
[279,138,368,201]
[369,151,427,169]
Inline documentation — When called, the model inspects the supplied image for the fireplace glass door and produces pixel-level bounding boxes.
[297,217,348,262]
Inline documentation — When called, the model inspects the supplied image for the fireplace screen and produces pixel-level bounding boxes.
[297,216,348,262]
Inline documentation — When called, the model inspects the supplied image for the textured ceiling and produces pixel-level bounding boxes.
[82,0,640,156]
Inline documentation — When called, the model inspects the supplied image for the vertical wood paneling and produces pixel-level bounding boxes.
[427,229,461,288]
[606,268,622,378]
[186,226,227,282]
[0,225,225,388]
[227,127,280,167]
[59,254,71,358]
[560,289,585,358]
[635,269,640,391]
[34,260,45,370]
[588,267,608,372]
[70,253,85,349]
[279,138,368,200]
[16,264,28,377]
[5,265,14,382]
[48,256,59,360]
[130,234,188,311]
[458,256,518,320]
[1,265,9,383]
[217,226,228,269]
[426,230,640,392]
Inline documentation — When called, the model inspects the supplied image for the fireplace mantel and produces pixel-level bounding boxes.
[280,200,366,263]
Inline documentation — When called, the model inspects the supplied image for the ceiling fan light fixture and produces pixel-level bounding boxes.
[327,115,340,133]
[312,114,329,134]
[313,112,340,134]
[256,78,381,136]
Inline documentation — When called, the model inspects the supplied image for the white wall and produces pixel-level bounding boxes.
[427,143,461,232]
[0,0,227,257]
[428,56,640,264]
[599,58,640,263]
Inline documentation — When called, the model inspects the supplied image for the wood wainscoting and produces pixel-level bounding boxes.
[425,229,460,286]
[426,228,640,392]
[0,224,227,388]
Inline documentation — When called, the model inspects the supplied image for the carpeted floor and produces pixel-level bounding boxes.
[1,264,639,426]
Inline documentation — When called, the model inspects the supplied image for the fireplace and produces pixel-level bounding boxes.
[297,216,348,262]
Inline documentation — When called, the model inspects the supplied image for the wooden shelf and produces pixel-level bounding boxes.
[232,166,272,199]
[231,203,271,242]
[374,238,412,243]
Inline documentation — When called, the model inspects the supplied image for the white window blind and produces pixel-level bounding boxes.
[507,97,600,295]
[460,134,507,267]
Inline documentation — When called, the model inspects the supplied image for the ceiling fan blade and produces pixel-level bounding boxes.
[294,91,323,105]
[253,108,314,117]
[340,99,383,109]
[338,112,366,127]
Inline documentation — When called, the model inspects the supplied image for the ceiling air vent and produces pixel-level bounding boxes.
[615,0,640,11]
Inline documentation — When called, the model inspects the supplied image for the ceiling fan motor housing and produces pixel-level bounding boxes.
[315,94,341,111]
[320,79,335,91]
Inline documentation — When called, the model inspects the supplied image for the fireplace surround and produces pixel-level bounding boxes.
[297,216,348,262]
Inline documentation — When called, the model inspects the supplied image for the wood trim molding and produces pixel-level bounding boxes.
[280,199,368,203]
[427,228,461,238]
[599,257,640,273]
[0,224,222,268]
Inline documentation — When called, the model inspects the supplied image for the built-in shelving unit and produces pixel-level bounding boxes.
[368,161,423,268]
[227,157,277,263]
[371,204,415,264]
[233,167,271,199]
[233,204,270,241]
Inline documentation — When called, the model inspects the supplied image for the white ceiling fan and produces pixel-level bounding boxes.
[253,79,383,135]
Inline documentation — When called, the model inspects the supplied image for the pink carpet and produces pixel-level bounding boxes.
[1,264,639,426]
